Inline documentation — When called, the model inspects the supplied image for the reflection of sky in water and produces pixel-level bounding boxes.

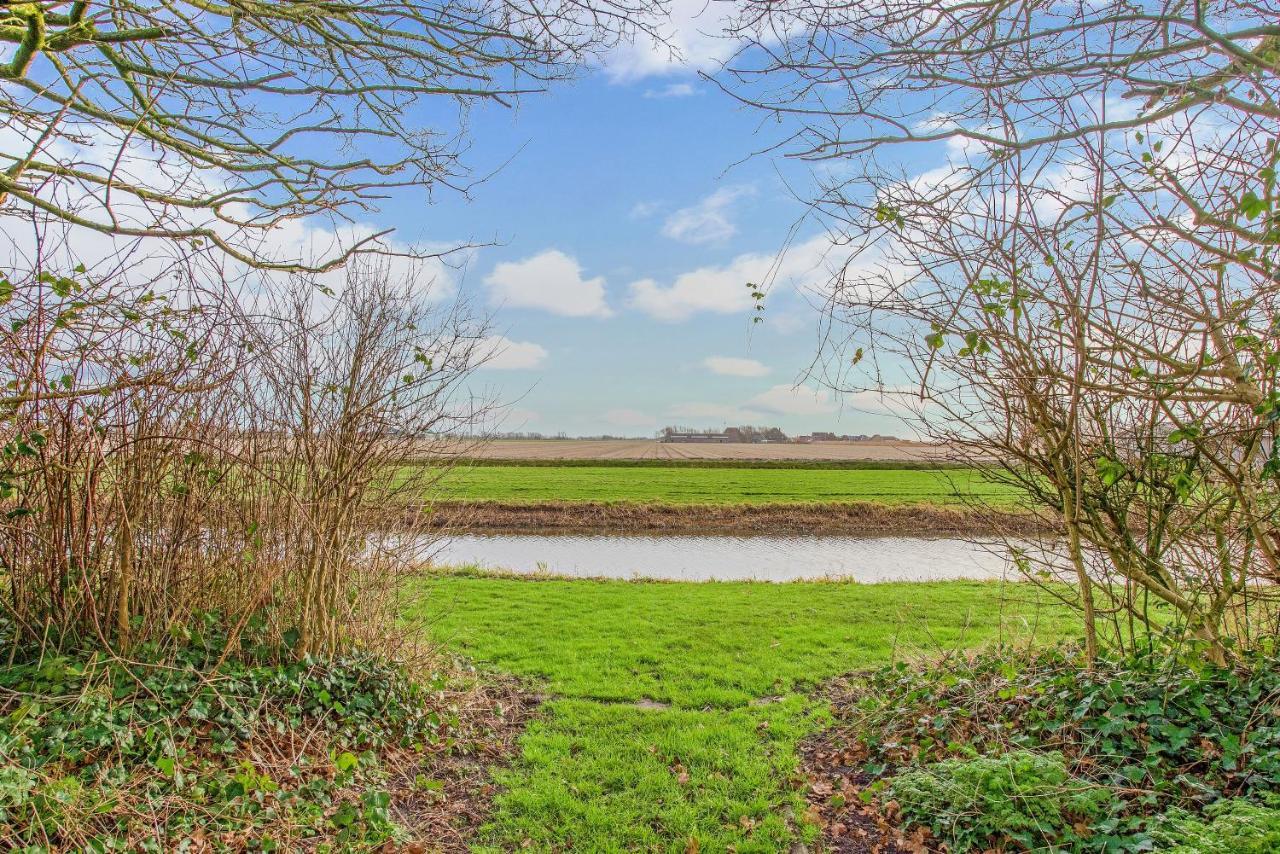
[428,535,1027,582]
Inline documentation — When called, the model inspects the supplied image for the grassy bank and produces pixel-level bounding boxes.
[442,456,965,470]
[431,464,1019,507]
[424,500,1051,535]
[407,574,1078,851]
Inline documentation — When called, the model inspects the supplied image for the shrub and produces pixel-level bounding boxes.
[0,620,454,850]
[886,749,1115,852]
[1151,795,1280,854]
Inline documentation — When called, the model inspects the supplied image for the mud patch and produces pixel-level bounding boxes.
[387,674,538,851]
[632,698,671,710]
[422,501,1052,538]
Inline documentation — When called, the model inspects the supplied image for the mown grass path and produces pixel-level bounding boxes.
[432,465,1020,507]
[406,575,1077,852]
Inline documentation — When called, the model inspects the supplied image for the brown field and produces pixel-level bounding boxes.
[449,438,949,462]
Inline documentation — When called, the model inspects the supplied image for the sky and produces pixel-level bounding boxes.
[359,18,931,440]
[6,5,934,440]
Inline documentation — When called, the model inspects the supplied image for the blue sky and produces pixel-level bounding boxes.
[370,24,921,438]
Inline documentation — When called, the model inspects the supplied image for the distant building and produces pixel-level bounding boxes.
[661,431,732,443]
[660,424,789,443]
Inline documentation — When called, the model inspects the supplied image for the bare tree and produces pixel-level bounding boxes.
[726,0,1280,661]
[246,260,491,657]
[1,0,663,270]
[0,0,664,657]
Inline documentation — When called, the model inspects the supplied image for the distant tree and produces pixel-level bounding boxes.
[729,0,1280,661]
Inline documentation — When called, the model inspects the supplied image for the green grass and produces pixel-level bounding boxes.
[430,464,1020,507]
[448,457,967,470]
[406,575,1078,851]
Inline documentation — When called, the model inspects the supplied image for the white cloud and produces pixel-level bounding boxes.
[628,233,834,322]
[668,382,840,423]
[484,249,612,318]
[0,123,466,305]
[747,384,838,416]
[629,201,663,220]
[644,82,700,99]
[478,336,549,370]
[603,0,741,82]
[667,401,757,422]
[703,356,770,377]
[661,185,754,245]
[604,408,658,429]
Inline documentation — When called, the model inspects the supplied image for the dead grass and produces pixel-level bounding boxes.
[421,500,1053,536]
[387,672,539,851]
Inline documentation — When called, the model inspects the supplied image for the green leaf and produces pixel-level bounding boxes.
[1239,190,1267,220]
[331,802,357,828]
[1096,456,1126,487]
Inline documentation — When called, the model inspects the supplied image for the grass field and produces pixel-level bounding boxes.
[434,463,1020,507]
[407,574,1078,851]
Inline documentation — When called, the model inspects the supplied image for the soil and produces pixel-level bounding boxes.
[798,675,939,854]
[386,673,539,852]
[422,500,1055,537]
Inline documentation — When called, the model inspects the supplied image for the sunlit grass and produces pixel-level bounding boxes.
[424,464,1021,507]
[406,574,1078,851]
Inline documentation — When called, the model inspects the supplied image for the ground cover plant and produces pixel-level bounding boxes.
[431,464,1019,507]
[407,573,1077,850]
[804,646,1280,852]
[0,615,528,851]
[887,749,1116,852]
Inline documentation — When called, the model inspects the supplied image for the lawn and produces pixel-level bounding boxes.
[405,574,1078,851]
[430,464,1020,507]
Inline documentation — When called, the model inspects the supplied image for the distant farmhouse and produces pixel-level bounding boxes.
[660,425,790,444]
[660,425,900,444]
[660,430,733,444]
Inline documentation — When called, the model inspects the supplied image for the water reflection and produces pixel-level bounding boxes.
[428,534,1023,583]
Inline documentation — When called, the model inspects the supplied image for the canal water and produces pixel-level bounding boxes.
[429,534,1027,583]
